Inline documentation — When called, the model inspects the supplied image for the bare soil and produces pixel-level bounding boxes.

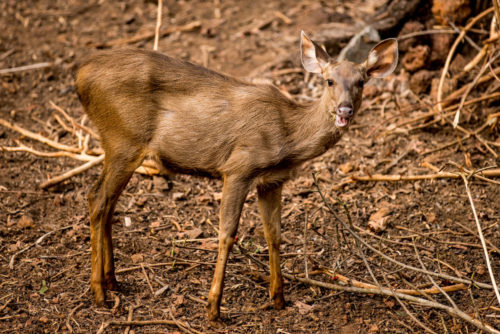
[1,1,499,333]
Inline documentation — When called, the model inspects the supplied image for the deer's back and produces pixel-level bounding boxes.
[76,49,298,178]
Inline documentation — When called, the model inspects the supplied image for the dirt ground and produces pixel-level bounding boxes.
[1,0,499,333]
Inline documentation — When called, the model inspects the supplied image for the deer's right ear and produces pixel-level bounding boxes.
[300,31,330,74]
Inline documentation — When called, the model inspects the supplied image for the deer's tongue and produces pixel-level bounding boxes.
[335,116,349,127]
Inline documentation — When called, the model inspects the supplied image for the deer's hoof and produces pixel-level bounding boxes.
[91,282,106,307]
[105,277,120,291]
[209,319,225,328]
[274,295,286,310]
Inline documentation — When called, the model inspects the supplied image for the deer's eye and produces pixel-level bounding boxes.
[356,79,364,87]
[327,79,334,86]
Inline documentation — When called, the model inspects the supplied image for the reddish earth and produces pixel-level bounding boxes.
[1,0,499,333]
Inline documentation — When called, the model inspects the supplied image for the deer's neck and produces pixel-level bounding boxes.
[285,88,344,162]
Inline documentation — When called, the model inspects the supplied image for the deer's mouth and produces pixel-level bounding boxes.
[335,115,350,128]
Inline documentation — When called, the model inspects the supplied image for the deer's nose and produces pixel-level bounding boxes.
[338,103,353,117]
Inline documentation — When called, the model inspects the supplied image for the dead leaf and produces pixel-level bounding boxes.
[199,240,218,250]
[368,324,379,333]
[384,298,395,308]
[172,192,186,201]
[339,162,353,174]
[295,300,313,314]
[131,253,143,263]
[18,215,34,229]
[367,206,392,233]
[184,228,203,239]
[425,212,436,224]
[171,294,185,306]
[149,221,161,228]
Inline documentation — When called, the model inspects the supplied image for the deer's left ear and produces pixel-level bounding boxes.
[363,38,398,79]
[300,31,330,74]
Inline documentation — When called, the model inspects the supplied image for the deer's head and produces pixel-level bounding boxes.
[300,31,398,128]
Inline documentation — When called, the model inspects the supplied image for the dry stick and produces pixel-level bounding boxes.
[0,62,52,75]
[459,172,500,306]
[167,308,199,334]
[464,44,489,72]
[303,210,309,279]
[454,221,500,254]
[351,168,500,182]
[49,101,99,140]
[153,0,163,51]
[2,144,97,162]
[493,0,500,30]
[140,263,155,297]
[0,118,81,153]
[123,305,137,334]
[40,154,105,188]
[437,7,494,115]
[9,225,72,269]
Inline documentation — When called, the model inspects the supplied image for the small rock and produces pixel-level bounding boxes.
[432,0,471,25]
[430,33,454,64]
[131,253,143,263]
[402,45,430,72]
[425,212,436,224]
[398,21,424,52]
[172,192,186,201]
[18,215,34,229]
[39,316,50,324]
[410,70,436,94]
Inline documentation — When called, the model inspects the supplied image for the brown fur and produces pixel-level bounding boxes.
[76,32,398,324]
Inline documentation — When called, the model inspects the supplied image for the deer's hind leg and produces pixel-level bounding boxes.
[257,183,285,309]
[88,143,145,306]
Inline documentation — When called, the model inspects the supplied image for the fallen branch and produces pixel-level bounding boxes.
[324,270,467,296]
[49,101,99,140]
[0,118,81,153]
[40,154,105,188]
[282,273,499,333]
[351,168,500,182]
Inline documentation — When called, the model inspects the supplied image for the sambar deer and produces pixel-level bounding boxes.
[76,31,398,323]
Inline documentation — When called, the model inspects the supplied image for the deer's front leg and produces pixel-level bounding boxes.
[257,183,285,309]
[207,175,250,323]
